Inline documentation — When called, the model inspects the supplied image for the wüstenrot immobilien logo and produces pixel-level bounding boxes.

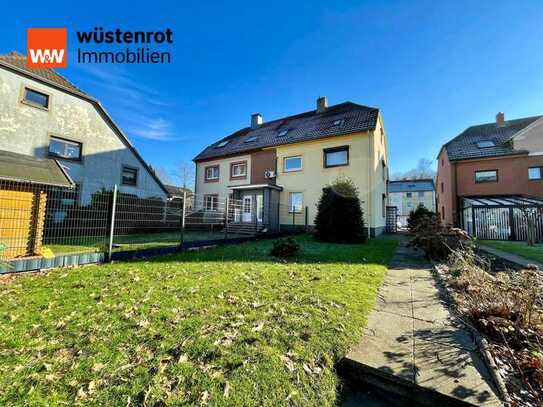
[26,28,67,68]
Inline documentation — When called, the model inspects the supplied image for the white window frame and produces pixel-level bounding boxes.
[205,165,220,181]
[289,192,303,213]
[230,162,247,178]
[204,194,218,211]
[529,167,542,180]
[475,170,498,183]
[283,156,302,172]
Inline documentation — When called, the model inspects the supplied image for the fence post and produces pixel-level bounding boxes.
[180,191,186,248]
[304,206,308,233]
[107,184,118,262]
[224,197,229,240]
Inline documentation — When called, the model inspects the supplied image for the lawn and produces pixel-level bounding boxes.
[480,240,543,264]
[0,235,397,406]
[44,230,243,256]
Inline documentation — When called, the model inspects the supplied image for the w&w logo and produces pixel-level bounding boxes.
[26,28,67,68]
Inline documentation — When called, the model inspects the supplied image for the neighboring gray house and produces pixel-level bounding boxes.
[0,51,168,203]
[388,179,436,227]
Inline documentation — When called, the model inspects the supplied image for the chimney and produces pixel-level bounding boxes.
[496,112,505,126]
[251,113,263,129]
[316,96,328,113]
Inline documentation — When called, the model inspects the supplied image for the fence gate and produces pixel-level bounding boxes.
[386,206,398,233]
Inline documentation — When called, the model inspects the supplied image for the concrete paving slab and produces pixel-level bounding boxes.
[344,239,502,406]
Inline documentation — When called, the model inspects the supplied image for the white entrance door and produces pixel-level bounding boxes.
[242,196,253,223]
[256,195,263,223]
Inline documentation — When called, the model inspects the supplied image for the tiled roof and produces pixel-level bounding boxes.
[194,102,379,161]
[388,179,435,193]
[0,51,87,96]
[444,116,542,161]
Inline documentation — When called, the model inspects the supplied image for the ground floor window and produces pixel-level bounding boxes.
[204,194,218,211]
[289,192,303,213]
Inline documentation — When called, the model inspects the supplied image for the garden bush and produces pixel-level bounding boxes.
[314,177,366,243]
[407,204,437,232]
[270,237,300,257]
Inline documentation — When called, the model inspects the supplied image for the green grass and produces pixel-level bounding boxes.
[480,240,543,264]
[44,231,242,256]
[0,235,397,406]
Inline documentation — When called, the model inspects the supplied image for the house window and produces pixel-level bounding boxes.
[529,167,542,180]
[441,182,444,193]
[418,191,425,198]
[230,161,247,179]
[283,156,302,172]
[382,194,386,218]
[205,165,220,181]
[324,146,349,168]
[441,206,445,220]
[406,192,412,198]
[441,159,444,167]
[23,87,49,109]
[48,137,82,161]
[382,159,387,181]
[475,170,498,183]
[121,166,138,186]
[289,192,303,213]
[204,194,218,211]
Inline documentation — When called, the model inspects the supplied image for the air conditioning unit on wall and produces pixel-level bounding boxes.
[264,170,276,179]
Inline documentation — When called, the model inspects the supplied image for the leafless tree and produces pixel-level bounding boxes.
[175,160,195,190]
[391,158,436,181]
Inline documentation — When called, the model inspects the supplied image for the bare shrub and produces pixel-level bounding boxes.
[442,248,543,405]
[409,215,473,260]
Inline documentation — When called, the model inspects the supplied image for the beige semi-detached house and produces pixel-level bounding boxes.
[0,51,168,203]
[193,97,389,237]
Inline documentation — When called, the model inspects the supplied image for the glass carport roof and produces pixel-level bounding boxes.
[462,195,543,208]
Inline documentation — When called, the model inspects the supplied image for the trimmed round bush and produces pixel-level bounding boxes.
[270,237,300,257]
[314,177,367,243]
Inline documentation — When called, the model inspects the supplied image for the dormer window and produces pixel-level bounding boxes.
[476,141,495,148]
[216,140,229,148]
[245,136,258,143]
[277,130,288,137]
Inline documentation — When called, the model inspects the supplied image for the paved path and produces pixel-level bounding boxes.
[344,238,501,406]
[479,244,543,269]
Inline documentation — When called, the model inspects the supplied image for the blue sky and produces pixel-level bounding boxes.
[2,1,543,184]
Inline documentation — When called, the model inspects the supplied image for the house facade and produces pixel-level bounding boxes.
[194,97,389,236]
[436,112,543,227]
[0,52,168,204]
[388,179,435,227]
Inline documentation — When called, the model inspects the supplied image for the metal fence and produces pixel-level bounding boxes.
[0,180,308,270]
